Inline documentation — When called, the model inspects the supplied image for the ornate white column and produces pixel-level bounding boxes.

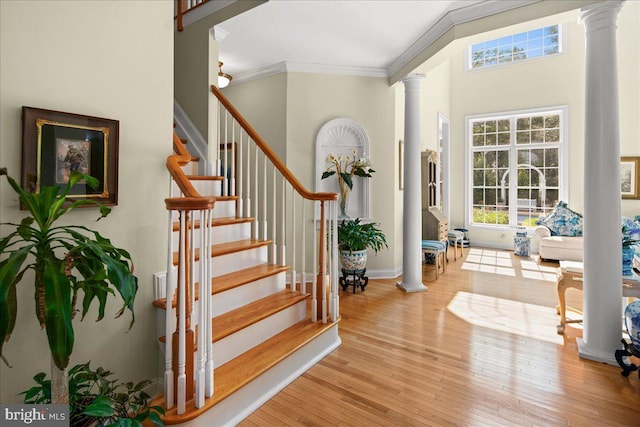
[397,74,427,293]
[577,0,624,364]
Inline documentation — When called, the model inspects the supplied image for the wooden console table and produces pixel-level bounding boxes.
[556,261,640,334]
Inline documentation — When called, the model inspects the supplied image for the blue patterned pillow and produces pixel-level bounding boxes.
[536,201,583,236]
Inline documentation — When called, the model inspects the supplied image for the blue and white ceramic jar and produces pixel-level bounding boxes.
[622,246,635,276]
[624,300,640,349]
[340,249,367,272]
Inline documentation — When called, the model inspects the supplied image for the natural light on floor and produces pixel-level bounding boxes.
[447,291,564,345]
[461,248,558,282]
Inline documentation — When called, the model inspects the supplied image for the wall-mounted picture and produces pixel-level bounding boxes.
[621,156,639,200]
[21,107,119,206]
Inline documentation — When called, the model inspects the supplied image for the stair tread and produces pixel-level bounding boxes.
[172,216,254,232]
[159,289,309,344]
[158,316,338,424]
[185,175,223,181]
[152,263,289,310]
[172,239,270,265]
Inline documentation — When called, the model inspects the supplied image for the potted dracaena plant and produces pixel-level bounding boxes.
[337,218,388,271]
[0,168,138,404]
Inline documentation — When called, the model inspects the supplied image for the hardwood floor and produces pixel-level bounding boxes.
[240,248,640,426]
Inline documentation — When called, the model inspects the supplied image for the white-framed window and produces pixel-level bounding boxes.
[466,106,568,229]
[468,25,562,70]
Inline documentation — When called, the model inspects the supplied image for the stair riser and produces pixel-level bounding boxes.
[168,324,341,427]
[159,300,307,370]
[160,272,287,328]
[171,222,251,249]
[172,179,222,198]
[171,246,269,283]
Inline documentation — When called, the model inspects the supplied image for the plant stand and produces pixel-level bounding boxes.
[340,268,368,293]
[615,339,640,379]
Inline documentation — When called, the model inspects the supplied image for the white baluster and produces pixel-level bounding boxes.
[237,128,243,217]
[245,138,251,219]
[301,201,306,295]
[164,210,174,409]
[205,208,214,397]
[177,212,187,415]
[230,120,236,198]
[262,155,268,242]
[195,209,206,408]
[312,203,317,323]
[280,178,286,267]
[215,101,221,178]
[322,205,327,324]
[291,187,296,292]
[253,145,259,240]
[223,111,228,197]
[271,167,277,265]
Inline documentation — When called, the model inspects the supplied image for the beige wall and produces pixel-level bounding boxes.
[286,73,398,274]
[0,0,173,402]
[221,73,398,275]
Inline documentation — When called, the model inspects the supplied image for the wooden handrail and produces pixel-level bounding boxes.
[212,85,338,202]
[176,0,184,32]
[165,197,215,211]
[167,131,209,201]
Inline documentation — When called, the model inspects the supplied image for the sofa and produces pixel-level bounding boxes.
[535,226,583,262]
[534,201,583,262]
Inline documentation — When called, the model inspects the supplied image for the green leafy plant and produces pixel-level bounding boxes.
[337,218,388,253]
[21,362,164,427]
[0,168,138,401]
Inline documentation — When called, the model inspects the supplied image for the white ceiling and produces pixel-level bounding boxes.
[214,0,488,82]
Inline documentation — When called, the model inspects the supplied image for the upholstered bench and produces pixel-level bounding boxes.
[447,230,464,261]
[422,240,447,279]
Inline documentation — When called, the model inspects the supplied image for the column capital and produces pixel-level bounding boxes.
[580,0,623,31]
[401,73,425,85]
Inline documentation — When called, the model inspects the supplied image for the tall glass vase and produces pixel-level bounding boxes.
[338,177,350,219]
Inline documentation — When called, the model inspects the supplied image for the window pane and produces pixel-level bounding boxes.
[474,151,485,168]
[517,117,530,130]
[473,134,484,146]
[485,151,496,167]
[546,168,558,186]
[531,130,545,143]
[517,131,530,144]
[473,188,484,204]
[545,148,559,167]
[528,48,543,58]
[498,119,510,131]
[531,149,544,167]
[486,134,496,146]
[486,189,497,205]
[513,32,527,43]
[545,115,560,128]
[485,120,496,132]
[485,169,497,186]
[498,151,510,169]
[545,129,559,143]
[531,116,544,129]
[473,122,485,134]
[473,170,484,186]
[498,132,510,145]
[517,169,530,186]
[518,150,530,163]
[544,25,559,36]
[528,28,544,40]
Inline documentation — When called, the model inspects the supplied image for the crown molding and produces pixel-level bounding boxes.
[233,61,387,85]
[387,0,540,79]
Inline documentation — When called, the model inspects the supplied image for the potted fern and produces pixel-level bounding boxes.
[0,168,138,404]
[337,218,388,271]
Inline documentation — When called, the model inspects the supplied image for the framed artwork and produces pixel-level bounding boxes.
[21,107,119,206]
[621,156,639,200]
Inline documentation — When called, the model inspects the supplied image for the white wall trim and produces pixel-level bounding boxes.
[233,61,387,85]
[178,0,237,30]
[174,99,208,171]
[388,0,541,79]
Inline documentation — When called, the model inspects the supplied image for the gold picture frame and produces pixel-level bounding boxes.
[21,107,119,206]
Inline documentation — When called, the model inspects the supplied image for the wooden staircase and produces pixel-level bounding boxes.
[154,88,341,425]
